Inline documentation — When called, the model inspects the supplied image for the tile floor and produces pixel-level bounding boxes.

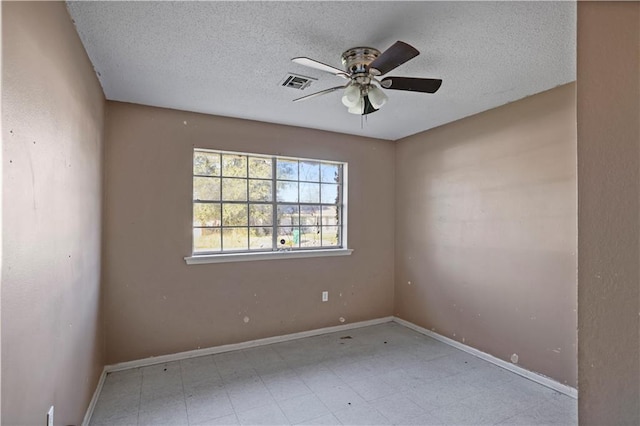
[90,323,577,426]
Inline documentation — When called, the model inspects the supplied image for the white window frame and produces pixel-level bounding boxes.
[185,149,352,265]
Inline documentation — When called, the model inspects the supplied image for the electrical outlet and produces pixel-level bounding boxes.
[322,291,328,302]
[47,406,54,426]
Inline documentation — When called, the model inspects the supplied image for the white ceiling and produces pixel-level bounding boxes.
[67,1,576,141]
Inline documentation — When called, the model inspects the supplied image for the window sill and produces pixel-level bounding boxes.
[184,249,354,265]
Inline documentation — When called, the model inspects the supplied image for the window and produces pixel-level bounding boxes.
[191,149,347,256]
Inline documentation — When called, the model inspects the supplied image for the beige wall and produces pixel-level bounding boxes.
[394,83,578,386]
[2,2,105,425]
[103,102,395,364]
[577,2,640,423]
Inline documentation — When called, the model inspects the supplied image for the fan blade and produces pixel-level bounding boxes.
[368,41,419,76]
[380,77,442,93]
[292,57,347,77]
[292,85,347,102]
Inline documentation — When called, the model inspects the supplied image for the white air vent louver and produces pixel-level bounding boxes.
[281,73,316,90]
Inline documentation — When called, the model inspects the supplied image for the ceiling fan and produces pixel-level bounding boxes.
[291,41,442,115]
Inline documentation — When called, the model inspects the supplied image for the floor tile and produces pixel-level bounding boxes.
[185,387,234,425]
[236,403,290,425]
[348,375,400,401]
[278,393,330,424]
[395,411,445,426]
[454,392,522,424]
[294,413,340,425]
[89,411,139,426]
[371,393,427,424]
[141,363,184,403]
[90,385,140,426]
[498,399,578,425]
[458,363,517,390]
[327,359,377,382]
[262,371,313,401]
[376,367,425,391]
[333,401,391,425]
[314,384,366,412]
[138,397,188,425]
[227,380,276,414]
[139,391,186,415]
[406,375,479,411]
[181,355,222,388]
[214,351,254,376]
[191,413,240,426]
[296,366,345,393]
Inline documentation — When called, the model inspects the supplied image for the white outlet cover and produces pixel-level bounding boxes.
[47,406,54,426]
[322,291,328,302]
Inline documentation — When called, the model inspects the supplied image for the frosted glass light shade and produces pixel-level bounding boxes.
[347,96,364,114]
[341,85,361,108]
[368,85,388,109]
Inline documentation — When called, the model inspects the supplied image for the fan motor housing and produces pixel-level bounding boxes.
[341,47,380,75]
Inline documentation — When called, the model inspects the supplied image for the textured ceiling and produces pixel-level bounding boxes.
[67,1,576,141]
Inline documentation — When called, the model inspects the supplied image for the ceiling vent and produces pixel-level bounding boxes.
[281,73,316,90]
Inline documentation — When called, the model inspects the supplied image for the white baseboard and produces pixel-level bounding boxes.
[81,367,107,426]
[105,316,394,372]
[392,317,578,399]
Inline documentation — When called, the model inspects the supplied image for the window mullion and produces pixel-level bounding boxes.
[271,157,277,251]
[297,161,301,249]
[246,158,250,250]
[219,153,223,251]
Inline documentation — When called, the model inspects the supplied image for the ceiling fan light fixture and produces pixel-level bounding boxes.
[367,85,388,109]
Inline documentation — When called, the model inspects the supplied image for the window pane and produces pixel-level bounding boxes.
[276,159,298,180]
[193,228,221,252]
[299,182,320,204]
[222,178,247,201]
[277,204,299,226]
[277,181,299,203]
[222,203,248,226]
[300,205,321,226]
[278,227,300,248]
[194,152,220,176]
[193,177,220,201]
[222,154,247,177]
[249,157,272,179]
[299,161,320,182]
[300,226,321,247]
[322,226,341,247]
[250,204,273,226]
[321,163,340,183]
[321,184,340,204]
[222,228,248,251]
[249,179,272,202]
[193,203,221,226]
[321,205,340,226]
[250,227,273,250]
